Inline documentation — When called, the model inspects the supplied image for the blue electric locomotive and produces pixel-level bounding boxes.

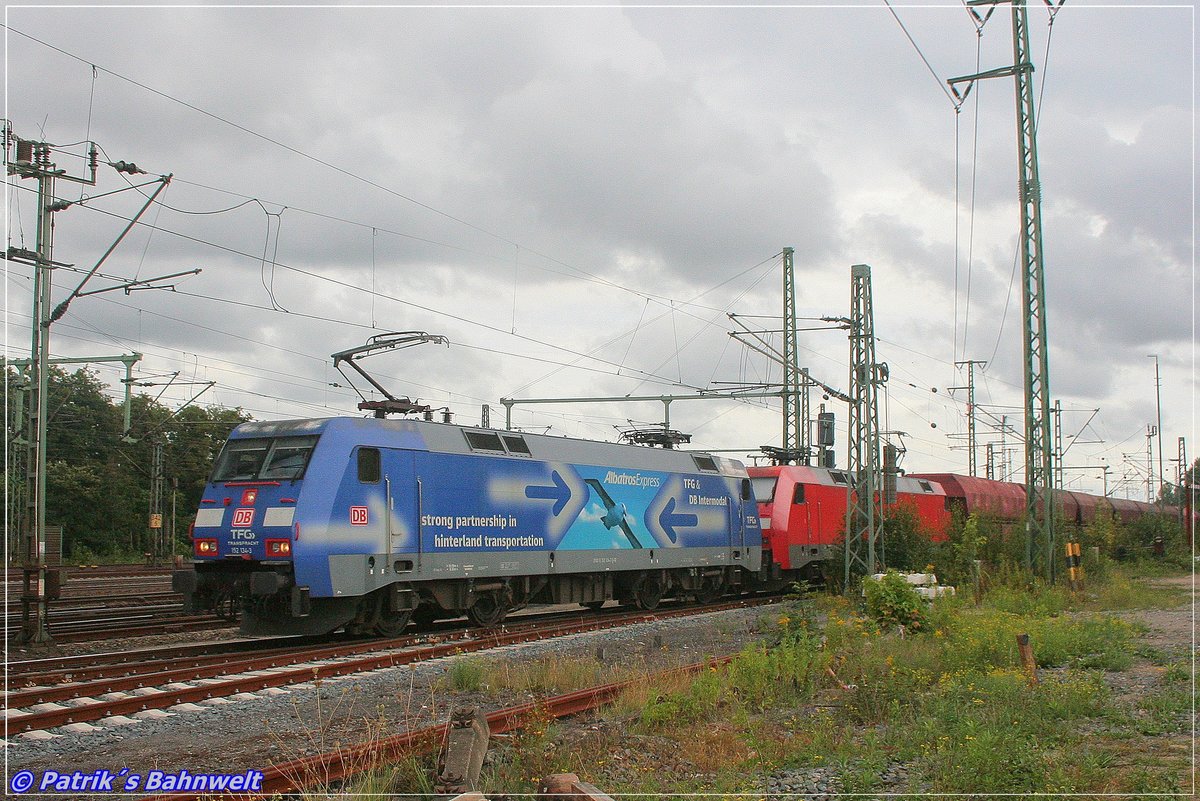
[173,417,763,635]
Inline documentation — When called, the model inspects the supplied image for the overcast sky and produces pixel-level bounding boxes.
[4,2,1193,500]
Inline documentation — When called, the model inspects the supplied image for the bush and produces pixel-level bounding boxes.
[932,511,1024,586]
[1120,514,1189,567]
[863,571,928,632]
[878,503,936,572]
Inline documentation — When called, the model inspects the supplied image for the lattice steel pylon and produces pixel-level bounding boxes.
[1012,0,1055,580]
[781,247,808,459]
[950,0,1057,580]
[1180,437,1192,548]
[844,264,887,585]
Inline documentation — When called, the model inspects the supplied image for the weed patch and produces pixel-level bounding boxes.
[445,658,486,692]
[1087,572,1189,609]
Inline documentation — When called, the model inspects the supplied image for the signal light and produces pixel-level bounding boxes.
[265,538,292,558]
[194,538,218,557]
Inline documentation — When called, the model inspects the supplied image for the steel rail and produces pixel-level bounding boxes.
[3,578,173,595]
[9,604,653,681]
[3,565,172,580]
[8,633,332,677]
[14,615,233,645]
[8,615,569,702]
[6,599,771,735]
[140,654,738,801]
[3,594,180,619]
[10,610,598,689]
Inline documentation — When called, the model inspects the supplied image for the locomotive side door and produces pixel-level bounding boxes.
[377,449,418,563]
[734,479,749,552]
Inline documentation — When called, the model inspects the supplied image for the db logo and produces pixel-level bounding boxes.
[232,508,255,527]
[350,506,369,526]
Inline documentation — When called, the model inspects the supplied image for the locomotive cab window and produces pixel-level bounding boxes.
[358,447,381,483]
[830,471,849,485]
[792,484,806,504]
[212,435,319,482]
[749,476,776,503]
[918,480,934,493]
[464,430,505,452]
[260,436,319,480]
[211,438,271,482]
[741,478,752,501]
[692,455,718,472]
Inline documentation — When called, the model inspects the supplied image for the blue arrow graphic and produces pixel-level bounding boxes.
[658,497,698,543]
[525,470,572,516]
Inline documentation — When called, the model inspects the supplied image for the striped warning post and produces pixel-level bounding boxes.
[1064,541,1083,591]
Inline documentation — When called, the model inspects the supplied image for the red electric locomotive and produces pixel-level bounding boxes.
[748,465,950,580]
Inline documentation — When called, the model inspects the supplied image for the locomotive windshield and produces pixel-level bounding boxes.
[211,435,319,482]
[749,476,777,504]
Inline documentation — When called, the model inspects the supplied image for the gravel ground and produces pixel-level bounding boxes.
[1114,574,1194,659]
[7,624,246,661]
[7,603,776,800]
[1100,573,1195,792]
[9,574,1190,799]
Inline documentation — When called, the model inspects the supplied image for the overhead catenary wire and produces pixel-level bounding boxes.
[8,211,1008,449]
[624,253,779,396]
[3,269,677,424]
[4,259,671,416]
[7,186,702,393]
[509,251,782,396]
[12,27,758,322]
[4,26,519,249]
[10,306,634,438]
[883,0,963,110]
[158,173,760,319]
[7,21,1103,470]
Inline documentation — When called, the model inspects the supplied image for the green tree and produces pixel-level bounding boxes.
[1158,457,1199,506]
[6,365,250,560]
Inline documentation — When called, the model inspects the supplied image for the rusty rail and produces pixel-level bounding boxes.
[9,614,232,645]
[140,655,736,801]
[538,773,618,801]
[6,598,771,735]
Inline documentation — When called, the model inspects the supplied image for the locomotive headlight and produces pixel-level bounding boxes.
[194,538,218,556]
[265,538,292,557]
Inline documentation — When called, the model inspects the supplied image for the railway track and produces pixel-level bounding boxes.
[5,574,173,599]
[9,634,328,678]
[4,592,181,618]
[5,597,776,738]
[140,653,739,801]
[3,564,173,581]
[14,613,234,644]
[5,585,226,644]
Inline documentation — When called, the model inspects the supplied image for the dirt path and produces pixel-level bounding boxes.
[1103,573,1194,794]
[1127,574,1194,659]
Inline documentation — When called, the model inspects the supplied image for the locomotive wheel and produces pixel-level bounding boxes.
[634,574,664,611]
[214,592,240,622]
[467,591,508,627]
[375,607,414,637]
[412,604,441,628]
[692,576,724,605]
